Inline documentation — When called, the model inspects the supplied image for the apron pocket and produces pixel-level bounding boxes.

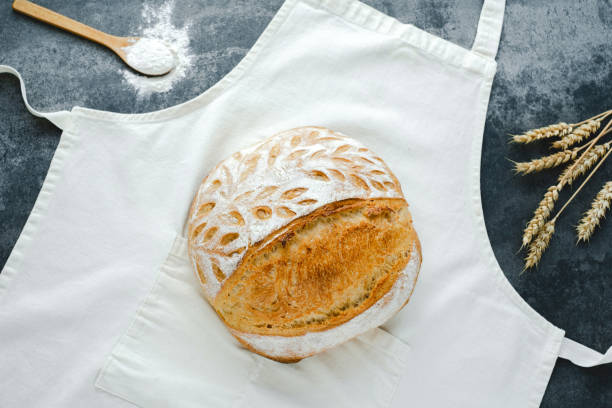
[95,235,257,407]
[238,328,411,408]
[96,235,411,408]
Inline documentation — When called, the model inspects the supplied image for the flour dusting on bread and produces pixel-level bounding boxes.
[188,127,403,301]
[187,126,421,362]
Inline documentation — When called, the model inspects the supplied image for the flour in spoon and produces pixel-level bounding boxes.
[122,1,193,97]
[123,38,176,76]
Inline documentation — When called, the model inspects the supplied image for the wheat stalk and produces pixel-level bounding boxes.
[557,117,612,187]
[514,147,581,174]
[511,122,572,144]
[532,148,612,270]
[557,142,611,186]
[552,119,602,150]
[524,220,555,271]
[522,185,560,247]
[576,181,612,242]
[516,110,612,271]
[520,132,611,247]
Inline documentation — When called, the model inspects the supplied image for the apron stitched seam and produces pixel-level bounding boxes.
[527,327,564,408]
[468,68,562,336]
[301,0,496,75]
[0,128,79,303]
[358,329,411,362]
[94,233,180,390]
[358,335,409,408]
[385,358,410,408]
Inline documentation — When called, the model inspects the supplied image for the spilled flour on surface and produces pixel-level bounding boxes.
[122,0,193,97]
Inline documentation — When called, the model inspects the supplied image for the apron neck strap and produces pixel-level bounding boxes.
[0,65,72,131]
[471,0,506,59]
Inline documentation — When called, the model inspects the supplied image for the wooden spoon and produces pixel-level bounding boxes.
[12,0,176,76]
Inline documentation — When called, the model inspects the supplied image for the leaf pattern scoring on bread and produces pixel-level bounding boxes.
[187,126,403,301]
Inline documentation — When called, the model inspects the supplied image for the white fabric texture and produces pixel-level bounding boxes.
[95,235,411,408]
[0,0,609,407]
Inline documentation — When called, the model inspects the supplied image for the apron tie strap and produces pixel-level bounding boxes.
[471,0,506,59]
[559,337,612,367]
[0,65,72,131]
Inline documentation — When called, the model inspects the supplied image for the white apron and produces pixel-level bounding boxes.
[1,0,610,407]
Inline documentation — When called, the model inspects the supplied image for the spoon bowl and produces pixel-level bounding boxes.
[113,37,176,77]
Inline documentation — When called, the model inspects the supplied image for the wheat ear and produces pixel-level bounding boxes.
[520,143,606,248]
[524,220,555,271]
[576,181,612,242]
[521,135,611,246]
[544,147,612,259]
[514,146,581,174]
[511,122,572,144]
[517,111,612,270]
[522,185,559,247]
[558,142,611,186]
[552,119,602,150]
[556,117,612,186]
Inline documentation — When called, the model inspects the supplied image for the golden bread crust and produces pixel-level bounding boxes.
[187,126,421,362]
[215,198,417,337]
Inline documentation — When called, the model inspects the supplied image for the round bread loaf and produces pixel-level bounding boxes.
[187,126,421,362]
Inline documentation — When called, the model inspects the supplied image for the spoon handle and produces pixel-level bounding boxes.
[12,0,123,49]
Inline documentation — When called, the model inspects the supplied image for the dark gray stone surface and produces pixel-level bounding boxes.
[1,0,610,406]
